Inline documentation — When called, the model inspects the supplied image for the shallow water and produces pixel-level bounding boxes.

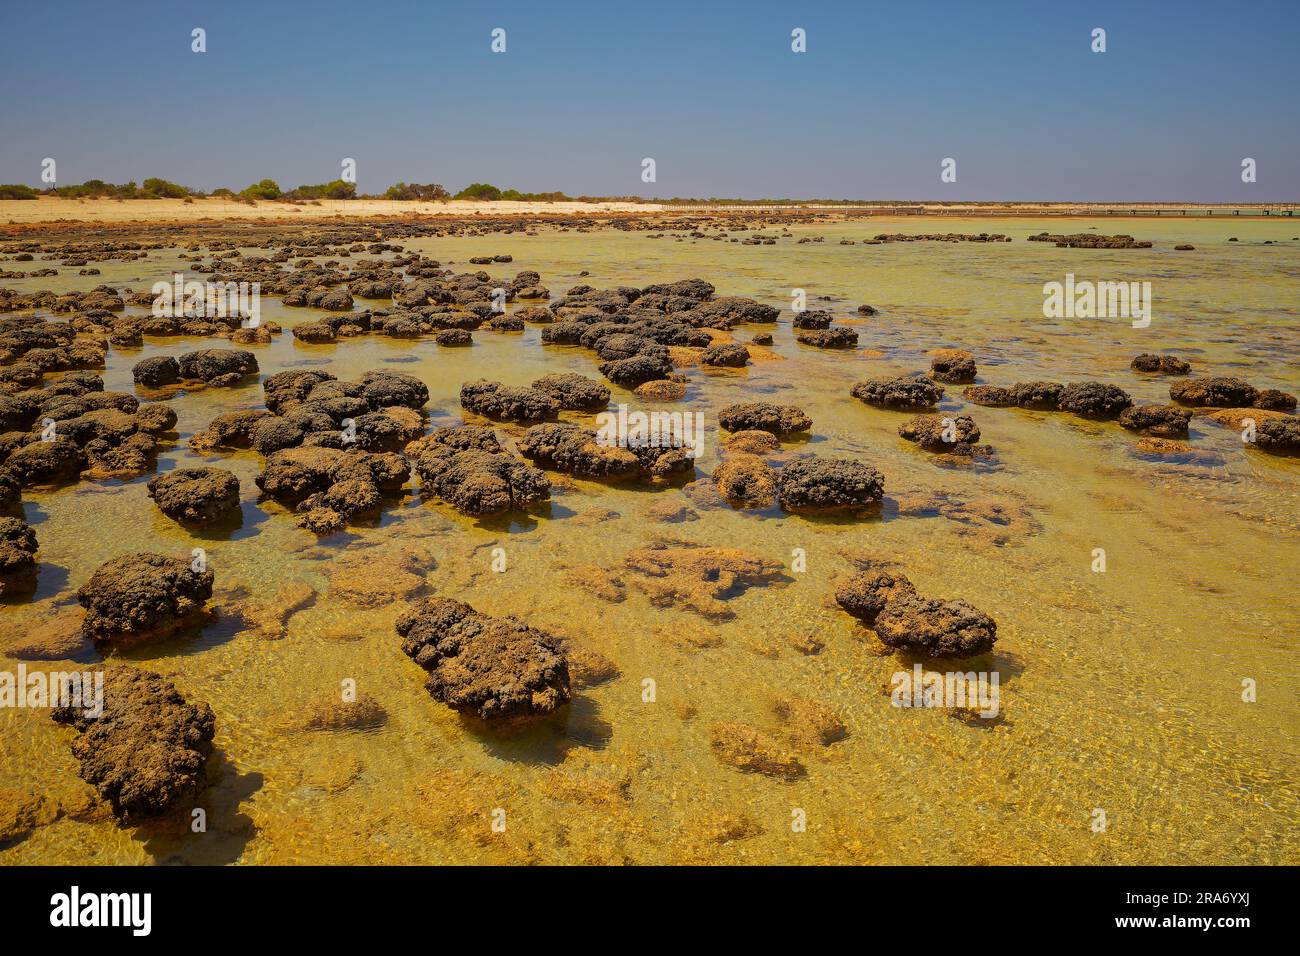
[2,216,1297,865]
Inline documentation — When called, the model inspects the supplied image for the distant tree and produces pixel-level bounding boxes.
[281,179,356,200]
[141,177,190,198]
[454,182,503,201]
[384,182,449,200]
[0,184,39,199]
[240,179,282,200]
[211,187,235,197]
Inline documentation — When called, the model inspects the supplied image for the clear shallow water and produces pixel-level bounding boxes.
[1,216,1297,864]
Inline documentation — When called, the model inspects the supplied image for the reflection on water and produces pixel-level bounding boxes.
[1,217,1297,864]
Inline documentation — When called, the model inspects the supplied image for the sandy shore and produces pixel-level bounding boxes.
[2,196,1294,227]
[0,196,666,225]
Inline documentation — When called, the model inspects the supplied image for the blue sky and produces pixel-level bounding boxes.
[1,0,1297,200]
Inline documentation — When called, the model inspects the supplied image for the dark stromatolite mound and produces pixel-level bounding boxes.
[396,597,570,724]
[358,369,429,410]
[78,552,215,645]
[1117,404,1191,438]
[777,456,884,512]
[0,393,40,431]
[1255,389,1298,412]
[1131,353,1190,375]
[518,422,639,479]
[962,385,1016,407]
[834,568,917,623]
[834,561,998,657]
[700,343,750,367]
[257,446,409,533]
[0,515,38,596]
[415,444,551,516]
[132,355,180,387]
[413,424,503,454]
[51,667,215,823]
[791,310,833,330]
[460,379,559,422]
[717,402,812,435]
[146,467,241,526]
[897,414,981,452]
[1058,382,1133,419]
[434,328,472,346]
[2,437,85,486]
[685,296,779,326]
[0,466,19,513]
[177,348,258,387]
[1254,417,1300,455]
[929,350,977,384]
[530,372,610,411]
[796,327,858,349]
[874,596,998,657]
[1009,381,1063,410]
[598,353,675,388]
[1169,377,1258,408]
[850,376,944,410]
[189,409,273,450]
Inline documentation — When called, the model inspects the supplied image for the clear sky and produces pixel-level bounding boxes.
[2,0,1297,201]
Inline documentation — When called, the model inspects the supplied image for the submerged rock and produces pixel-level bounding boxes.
[78,552,214,645]
[634,379,687,401]
[51,666,215,823]
[710,722,804,780]
[722,429,782,455]
[146,467,241,525]
[773,696,847,747]
[777,456,884,512]
[292,692,388,732]
[712,454,776,507]
[396,597,570,724]
[623,541,784,620]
